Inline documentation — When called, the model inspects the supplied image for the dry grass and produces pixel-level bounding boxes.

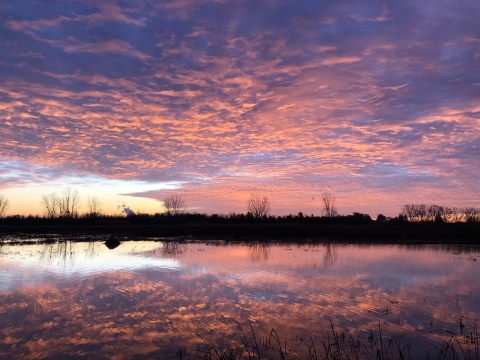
[159,321,479,360]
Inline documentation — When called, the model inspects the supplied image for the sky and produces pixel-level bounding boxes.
[0,0,479,217]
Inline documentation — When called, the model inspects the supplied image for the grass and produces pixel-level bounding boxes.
[158,321,479,360]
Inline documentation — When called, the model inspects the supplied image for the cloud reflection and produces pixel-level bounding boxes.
[0,241,479,358]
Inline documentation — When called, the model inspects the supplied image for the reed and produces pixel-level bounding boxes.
[159,321,479,360]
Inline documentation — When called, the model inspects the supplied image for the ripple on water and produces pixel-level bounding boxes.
[0,240,479,358]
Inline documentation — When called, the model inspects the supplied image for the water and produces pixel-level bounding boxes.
[0,240,479,359]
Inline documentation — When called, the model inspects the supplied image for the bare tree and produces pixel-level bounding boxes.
[401,204,415,222]
[59,188,81,218]
[321,192,338,217]
[401,204,480,223]
[440,207,454,223]
[86,196,102,218]
[401,204,428,222]
[164,194,186,215]
[413,204,428,221]
[427,204,445,222]
[40,192,61,218]
[0,194,9,218]
[464,207,480,222]
[247,194,270,218]
[451,207,464,223]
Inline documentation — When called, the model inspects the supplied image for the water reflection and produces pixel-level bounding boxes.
[161,242,186,258]
[248,243,270,261]
[323,243,337,267]
[0,240,479,359]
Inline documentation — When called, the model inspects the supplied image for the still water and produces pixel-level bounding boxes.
[0,240,479,359]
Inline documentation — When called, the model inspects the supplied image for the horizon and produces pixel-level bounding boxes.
[1,0,480,217]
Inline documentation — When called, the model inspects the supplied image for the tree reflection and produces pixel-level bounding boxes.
[39,241,75,268]
[86,242,96,260]
[248,243,270,261]
[161,242,185,258]
[323,243,337,267]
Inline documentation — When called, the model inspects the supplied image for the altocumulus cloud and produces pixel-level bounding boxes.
[0,0,479,215]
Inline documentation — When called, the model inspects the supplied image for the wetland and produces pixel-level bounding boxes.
[0,238,479,359]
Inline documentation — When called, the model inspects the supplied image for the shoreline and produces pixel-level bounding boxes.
[0,221,479,245]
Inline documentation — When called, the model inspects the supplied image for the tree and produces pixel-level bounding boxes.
[401,204,415,222]
[0,194,9,218]
[321,192,338,217]
[401,204,427,222]
[40,192,60,218]
[163,194,186,215]
[247,194,270,218]
[464,207,480,222]
[59,188,81,218]
[427,204,445,222]
[413,204,428,222]
[440,207,454,223]
[41,188,80,219]
[86,196,102,218]
[451,207,464,223]
[376,214,388,223]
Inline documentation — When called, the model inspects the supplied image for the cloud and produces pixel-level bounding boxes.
[1,0,480,215]
[5,0,146,33]
[320,56,362,65]
[62,39,151,60]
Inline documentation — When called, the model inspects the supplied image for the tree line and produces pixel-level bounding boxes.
[0,189,339,220]
[0,189,479,223]
[400,204,480,223]
[40,188,102,219]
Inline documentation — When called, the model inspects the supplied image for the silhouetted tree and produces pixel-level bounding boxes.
[86,195,102,218]
[428,204,445,222]
[401,204,415,222]
[41,188,80,219]
[376,214,388,223]
[353,212,372,222]
[164,194,186,215]
[40,192,60,218]
[59,188,81,218]
[0,194,9,218]
[414,204,428,221]
[451,207,464,223]
[247,194,271,218]
[440,207,453,223]
[321,192,338,217]
[401,204,480,223]
[401,204,428,222]
[464,207,480,222]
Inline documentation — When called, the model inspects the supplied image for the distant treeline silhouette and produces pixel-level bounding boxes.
[1,184,479,241]
[400,204,480,223]
[0,207,478,226]
[0,211,375,225]
[1,212,479,242]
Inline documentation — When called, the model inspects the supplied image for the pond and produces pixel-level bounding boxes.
[0,239,479,359]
